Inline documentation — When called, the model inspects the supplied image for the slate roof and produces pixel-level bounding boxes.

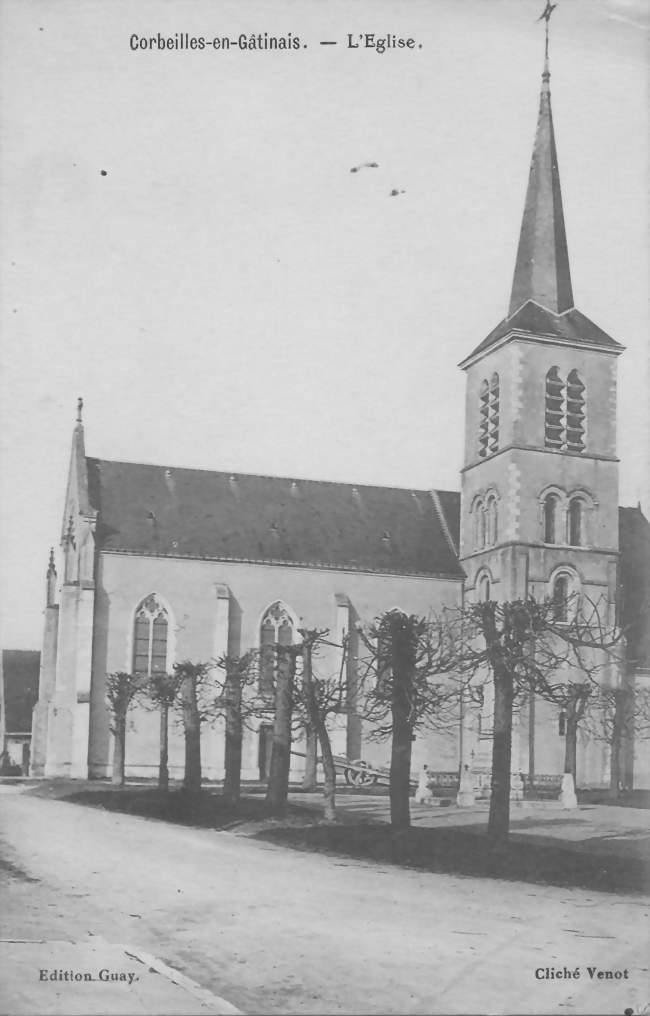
[1,650,40,734]
[461,301,623,366]
[87,458,463,578]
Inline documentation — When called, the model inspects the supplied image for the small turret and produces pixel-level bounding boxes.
[46,547,57,607]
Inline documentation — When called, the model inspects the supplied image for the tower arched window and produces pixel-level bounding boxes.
[488,373,500,454]
[259,601,294,697]
[479,505,487,548]
[478,380,489,457]
[473,499,484,549]
[566,370,586,452]
[568,497,585,547]
[133,594,169,675]
[543,493,559,544]
[552,574,570,623]
[545,367,565,449]
[486,495,498,546]
[477,573,491,603]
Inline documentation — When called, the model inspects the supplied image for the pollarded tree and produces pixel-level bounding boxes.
[586,679,650,794]
[173,660,212,794]
[265,642,301,815]
[294,627,350,823]
[211,651,259,802]
[448,594,621,849]
[356,610,461,830]
[144,671,182,791]
[105,671,145,787]
[549,680,592,786]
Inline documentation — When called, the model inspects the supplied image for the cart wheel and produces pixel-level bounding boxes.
[349,760,377,787]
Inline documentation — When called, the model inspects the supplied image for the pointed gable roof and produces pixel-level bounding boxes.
[509,59,573,317]
[86,457,463,578]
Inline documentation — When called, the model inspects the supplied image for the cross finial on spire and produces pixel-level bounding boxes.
[76,397,83,424]
[537,1,557,63]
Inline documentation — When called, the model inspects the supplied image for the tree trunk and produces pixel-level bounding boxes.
[389,650,413,830]
[302,727,318,790]
[158,701,169,792]
[609,695,624,796]
[266,646,295,815]
[315,720,337,822]
[487,669,514,849]
[389,706,412,829]
[564,715,578,784]
[301,639,336,821]
[528,688,535,786]
[181,675,202,794]
[223,672,243,802]
[112,714,126,787]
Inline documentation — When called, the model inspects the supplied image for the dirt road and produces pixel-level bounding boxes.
[1,788,648,1015]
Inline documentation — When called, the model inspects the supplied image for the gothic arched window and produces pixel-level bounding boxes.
[543,493,560,544]
[133,594,169,675]
[545,367,565,449]
[478,380,489,458]
[566,370,586,452]
[259,601,294,697]
[488,373,500,454]
[568,497,586,547]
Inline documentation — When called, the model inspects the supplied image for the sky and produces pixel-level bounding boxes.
[0,0,648,648]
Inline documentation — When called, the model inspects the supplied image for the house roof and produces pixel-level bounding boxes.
[1,650,40,734]
[87,458,463,578]
[461,301,622,367]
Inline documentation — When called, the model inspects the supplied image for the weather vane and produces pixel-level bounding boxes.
[537,1,558,60]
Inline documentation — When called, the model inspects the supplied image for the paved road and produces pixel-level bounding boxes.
[1,787,648,1015]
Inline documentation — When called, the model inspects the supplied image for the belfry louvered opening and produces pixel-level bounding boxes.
[478,380,489,457]
[566,369,586,451]
[478,373,499,457]
[488,373,500,453]
[545,367,565,449]
[545,367,586,453]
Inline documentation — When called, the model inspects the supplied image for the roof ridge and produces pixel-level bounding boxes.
[87,455,454,497]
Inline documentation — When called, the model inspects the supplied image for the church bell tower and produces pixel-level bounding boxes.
[459,29,624,615]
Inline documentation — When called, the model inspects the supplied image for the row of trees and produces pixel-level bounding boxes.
[106,592,649,850]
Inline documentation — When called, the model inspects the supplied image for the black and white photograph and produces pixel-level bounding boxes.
[0,1,648,1014]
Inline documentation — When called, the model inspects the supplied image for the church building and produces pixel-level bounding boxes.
[31,47,650,789]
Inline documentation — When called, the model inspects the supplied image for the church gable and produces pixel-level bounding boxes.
[86,458,462,578]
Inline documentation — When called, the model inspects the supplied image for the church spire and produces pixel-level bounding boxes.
[508,4,573,318]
